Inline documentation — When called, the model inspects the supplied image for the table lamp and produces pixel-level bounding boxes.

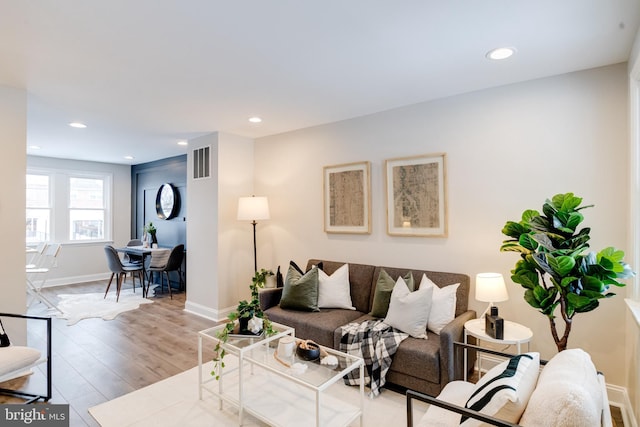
[475,272,508,319]
[237,196,270,272]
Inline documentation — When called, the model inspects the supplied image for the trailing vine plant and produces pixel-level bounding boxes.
[211,268,275,379]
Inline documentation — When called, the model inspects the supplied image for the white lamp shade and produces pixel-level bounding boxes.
[475,272,509,303]
[237,196,270,221]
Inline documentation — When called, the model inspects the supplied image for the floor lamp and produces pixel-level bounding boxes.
[237,196,270,272]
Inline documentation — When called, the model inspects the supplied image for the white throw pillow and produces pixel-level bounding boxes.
[383,276,433,338]
[419,274,459,334]
[317,263,356,310]
[519,349,602,427]
[462,352,540,426]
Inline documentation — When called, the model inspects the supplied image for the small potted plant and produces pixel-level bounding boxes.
[144,222,157,245]
[211,268,275,380]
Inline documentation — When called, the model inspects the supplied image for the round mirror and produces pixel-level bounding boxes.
[156,183,179,220]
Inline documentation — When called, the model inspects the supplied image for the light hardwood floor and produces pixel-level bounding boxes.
[0,280,626,426]
[0,280,219,426]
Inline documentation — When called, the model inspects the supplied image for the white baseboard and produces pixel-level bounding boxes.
[184,300,234,323]
[41,273,112,288]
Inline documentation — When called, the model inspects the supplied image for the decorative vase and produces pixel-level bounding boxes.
[150,233,157,244]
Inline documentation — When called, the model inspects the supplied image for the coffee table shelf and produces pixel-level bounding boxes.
[198,322,364,426]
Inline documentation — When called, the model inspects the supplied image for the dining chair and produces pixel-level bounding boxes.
[103,245,146,301]
[26,241,47,269]
[26,243,62,312]
[123,239,143,265]
[147,244,185,299]
[123,238,144,283]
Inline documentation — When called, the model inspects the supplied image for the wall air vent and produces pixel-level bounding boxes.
[193,145,211,179]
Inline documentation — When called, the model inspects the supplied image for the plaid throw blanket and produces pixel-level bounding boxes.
[340,319,408,397]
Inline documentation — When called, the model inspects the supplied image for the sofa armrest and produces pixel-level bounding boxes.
[259,288,283,311]
[406,389,519,427]
[439,310,476,387]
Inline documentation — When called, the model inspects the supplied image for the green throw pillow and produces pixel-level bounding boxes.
[280,264,320,312]
[369,269,414,318]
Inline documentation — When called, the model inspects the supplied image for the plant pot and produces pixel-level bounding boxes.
[238,317,250,332]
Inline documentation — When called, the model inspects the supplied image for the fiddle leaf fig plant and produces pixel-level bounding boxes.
[500,193,634,352]
[211,268,275,380]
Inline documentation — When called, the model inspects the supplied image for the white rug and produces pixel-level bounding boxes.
[56,289,153,325]
[88,360,428,426]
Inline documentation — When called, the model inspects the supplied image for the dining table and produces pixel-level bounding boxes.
[116,245,170,297]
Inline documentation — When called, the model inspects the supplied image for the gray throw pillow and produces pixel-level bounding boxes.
[369,269,414,318]
[280,264,320,312]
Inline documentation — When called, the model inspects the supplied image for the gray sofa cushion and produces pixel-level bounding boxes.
[265,305,365,348]
[392,332,442,382]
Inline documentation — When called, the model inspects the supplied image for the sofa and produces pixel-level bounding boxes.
[259,259,476,396]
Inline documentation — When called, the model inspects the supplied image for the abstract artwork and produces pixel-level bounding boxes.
[323,161,371,234]
[385,153,447,237]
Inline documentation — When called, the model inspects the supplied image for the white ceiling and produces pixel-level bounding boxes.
[1,1,639,165]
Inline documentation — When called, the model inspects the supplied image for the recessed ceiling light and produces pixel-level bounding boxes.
[248,117,262,123]
[177,141,188,146]
[69,122,87,128]
[486,47,516,60]
[28,145,41,150]
[124,155,134,160]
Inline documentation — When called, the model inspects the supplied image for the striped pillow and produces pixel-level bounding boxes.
[461,352,540,426]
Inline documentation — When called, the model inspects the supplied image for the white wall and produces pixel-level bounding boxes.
[185,132,255,320]
[27,156,132,285]
[217,132,258,307]
[255,63,630,386]
[0,86,27,343]
[186,133,220,319]
[627,27,640,426]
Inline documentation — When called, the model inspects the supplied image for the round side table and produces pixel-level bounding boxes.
[463,318,533,380]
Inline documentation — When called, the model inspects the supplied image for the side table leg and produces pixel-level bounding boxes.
[464,330,468,381]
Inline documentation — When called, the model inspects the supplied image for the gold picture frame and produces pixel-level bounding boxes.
[385,153,447,237]
[323,161,371,234]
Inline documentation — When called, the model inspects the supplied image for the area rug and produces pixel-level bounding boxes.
[56,289,153,325]
[88,360,427,426]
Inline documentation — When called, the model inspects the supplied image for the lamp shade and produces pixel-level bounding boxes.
[237,196,270,221]
[475,272,509,303]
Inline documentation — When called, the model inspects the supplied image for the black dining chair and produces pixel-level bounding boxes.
[147,244,185,299]
[103,245,145,301]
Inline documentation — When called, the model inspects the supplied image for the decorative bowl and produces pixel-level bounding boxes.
[296,341,321,361]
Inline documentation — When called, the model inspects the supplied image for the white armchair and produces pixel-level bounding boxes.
[0,313,52,403]
[407,342,612,427]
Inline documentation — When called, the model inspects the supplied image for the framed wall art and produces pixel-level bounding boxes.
[385,153,447,237]
[323,161,371,234]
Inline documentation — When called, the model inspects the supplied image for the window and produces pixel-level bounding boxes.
[26,174,51,243]
[69,177,105,240]
[26,169,112,243]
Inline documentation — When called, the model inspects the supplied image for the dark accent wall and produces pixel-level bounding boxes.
[131,155,187,250]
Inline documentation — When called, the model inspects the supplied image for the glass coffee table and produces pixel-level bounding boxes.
[198,322,364,426]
